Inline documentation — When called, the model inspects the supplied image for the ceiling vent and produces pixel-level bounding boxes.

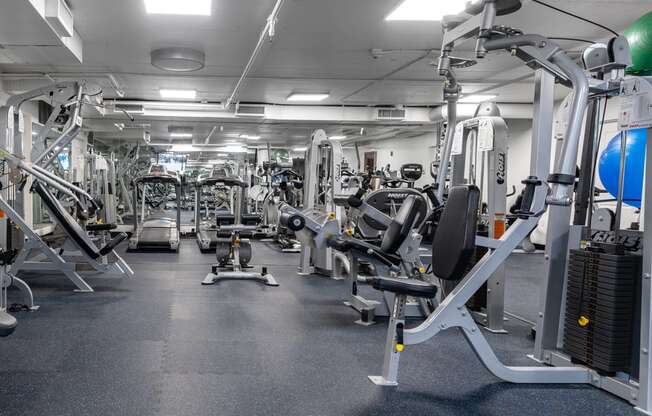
[235,103,266,118]
[376,108,406,121]
[113,103,145,115]
[45,0,74,38]
[151,47,205,72]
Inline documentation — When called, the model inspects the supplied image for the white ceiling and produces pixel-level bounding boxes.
[0,0,650,146]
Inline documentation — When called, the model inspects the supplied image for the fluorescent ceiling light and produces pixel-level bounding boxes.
[240,134,261,140]
[287,93,329,102]
[386,0,468,21]
[222,145,247,153]
[330,136,347,140]
[293,147,308,152]
[459,94,498,103]
[145,0,212,15]
[170,133,193,138]
[160,89,197,100]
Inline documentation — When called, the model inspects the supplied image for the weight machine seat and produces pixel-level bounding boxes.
[370,276,438,299]
[0,311,17,337]
[368,185,478,298]
[32,181,126,260]
[327,237,402,267]
[327,195,424,267]
[216,214,236,226]
[432,185,480,281]
[86,223,117,232]
[241,214,261,225]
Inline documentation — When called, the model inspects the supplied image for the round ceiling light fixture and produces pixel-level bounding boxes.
[151,47,205,72]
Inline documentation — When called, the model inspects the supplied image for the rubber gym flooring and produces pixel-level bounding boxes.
[0,238,639,416]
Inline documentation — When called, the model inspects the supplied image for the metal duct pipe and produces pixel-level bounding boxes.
[0,72,125,97]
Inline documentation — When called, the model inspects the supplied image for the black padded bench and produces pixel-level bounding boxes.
[32,182,128,260]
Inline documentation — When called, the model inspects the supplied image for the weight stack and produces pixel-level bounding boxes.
[563,248,641,375]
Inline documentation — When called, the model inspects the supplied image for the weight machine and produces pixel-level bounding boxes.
[296,129,347,278]
[449,102,509,332]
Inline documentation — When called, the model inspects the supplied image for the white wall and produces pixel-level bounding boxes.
[352,133,438,188]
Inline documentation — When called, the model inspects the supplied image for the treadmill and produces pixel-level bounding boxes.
[129,165,182,252]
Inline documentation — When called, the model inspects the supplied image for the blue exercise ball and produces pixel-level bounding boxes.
[598,128,647,208]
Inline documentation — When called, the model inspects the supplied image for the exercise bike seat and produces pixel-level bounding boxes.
[0,311,17,337]
[370,277,438,299]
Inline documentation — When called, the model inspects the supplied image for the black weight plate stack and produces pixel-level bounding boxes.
[563,249,641,374]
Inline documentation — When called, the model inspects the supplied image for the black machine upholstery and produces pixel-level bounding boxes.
[327,194,424,269]
[86,223,117,232]
[368,185,479,298]
[0,311,17,337]
[371,277,438,299]
[327,237,402,267]
[432,185,480,281]
[362,188,427,231]
[215,214,236,227]
[380,195,425,254]
[32,181,128,260]
[241,214,261,226]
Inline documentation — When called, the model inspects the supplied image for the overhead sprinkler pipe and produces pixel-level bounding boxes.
[224,0,285,110]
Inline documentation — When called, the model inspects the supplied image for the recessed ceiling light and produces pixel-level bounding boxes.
[293,147,308,152]
[240,134,261,140]
[144,0,212,15]
[160,89,197,100]
[287,93,330,102]
[330,135,347,140]
[386,0,468,21]
[459,94,498,103]
[170,133,193,138]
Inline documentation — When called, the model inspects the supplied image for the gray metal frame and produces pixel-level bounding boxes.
[450,114,509,332]
[298,129,345,277]
[531,76,652,412]
[368,0,597,390]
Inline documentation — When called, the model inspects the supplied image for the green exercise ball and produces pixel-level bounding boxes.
[625,11,652,75]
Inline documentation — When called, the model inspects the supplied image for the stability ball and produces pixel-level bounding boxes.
[625,11,652,76]
[598,128,647,208]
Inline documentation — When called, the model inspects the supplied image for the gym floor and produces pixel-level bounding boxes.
[0,240,638,416]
